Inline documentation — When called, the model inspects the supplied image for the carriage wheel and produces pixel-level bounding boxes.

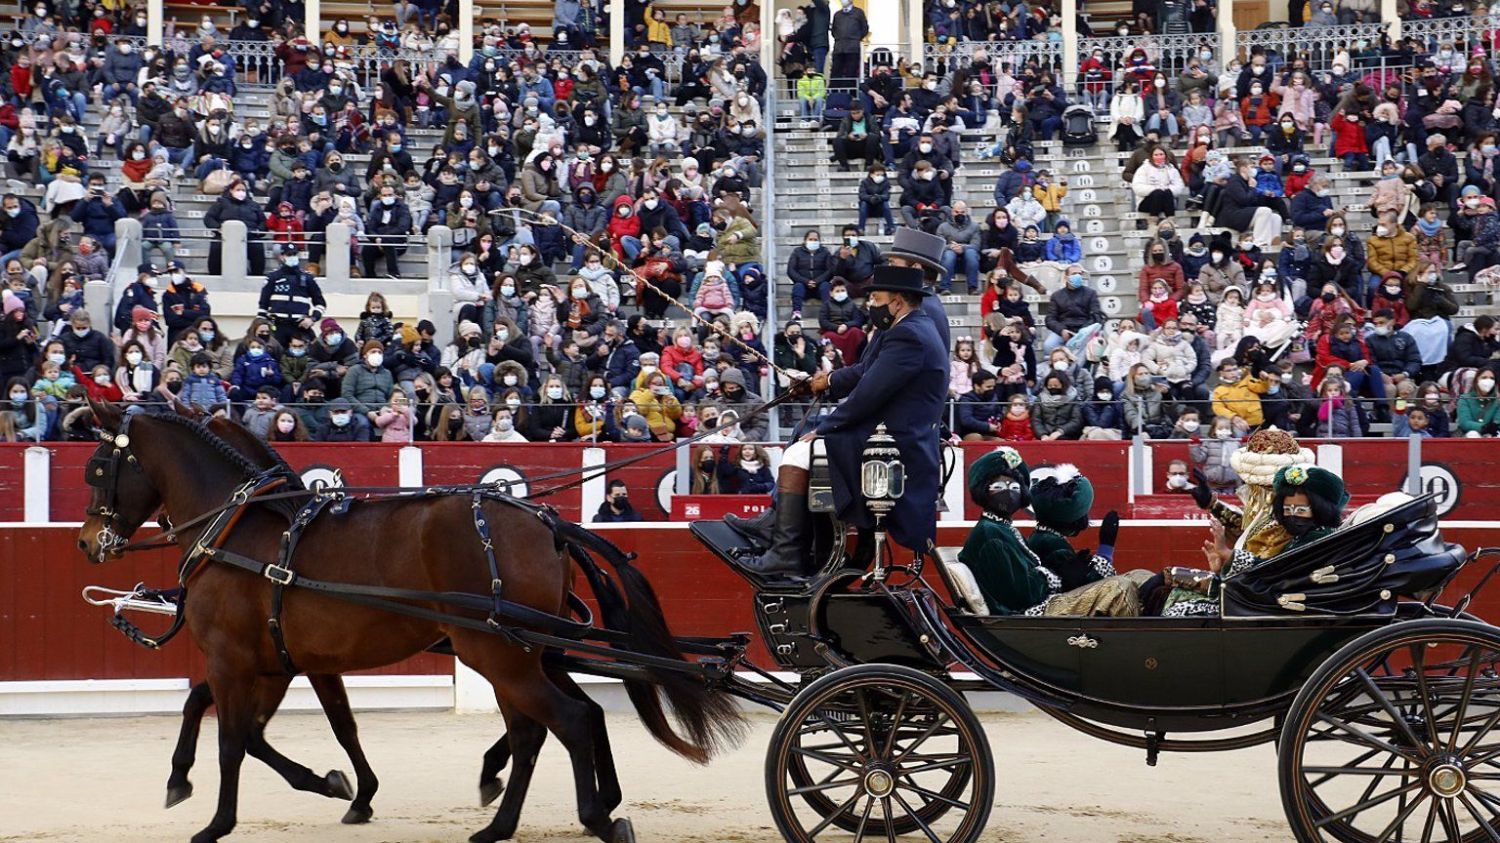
[765,664,994,842]
[1280,619,1500,843]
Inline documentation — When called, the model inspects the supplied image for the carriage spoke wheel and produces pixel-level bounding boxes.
[766,664,994,842]
[1280,620,1500,843]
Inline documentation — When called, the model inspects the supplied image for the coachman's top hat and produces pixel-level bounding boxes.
[865,264,930,297]
[883,227,946,277]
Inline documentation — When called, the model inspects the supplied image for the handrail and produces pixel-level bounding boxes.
[763,75,780,434]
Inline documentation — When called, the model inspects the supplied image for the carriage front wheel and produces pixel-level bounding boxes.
[1279,619,1500,843]
[765,663,994,842]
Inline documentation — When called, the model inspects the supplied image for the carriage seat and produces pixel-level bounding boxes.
[935,547,991,616]
[808,450,836,513]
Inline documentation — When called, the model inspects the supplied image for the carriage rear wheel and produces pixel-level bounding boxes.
[1279,619,1500,843]
[765,664,994,843]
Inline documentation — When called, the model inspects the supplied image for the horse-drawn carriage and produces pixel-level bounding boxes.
[80,405,1500,843]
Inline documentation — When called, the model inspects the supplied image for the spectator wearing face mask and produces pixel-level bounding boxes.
[595,479,643,522]
[1032,371,1082,440]
[1044,266,1103,352]
[204,179,267,275]
[342,339,395,422]
[1211,358,1270,435]
[318,396,371,442]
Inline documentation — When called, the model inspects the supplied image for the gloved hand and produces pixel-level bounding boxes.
[1047,549,1098,592]
[1190,468,1214,510]
[1097,510,1119,560]
[1484,421,1500,437]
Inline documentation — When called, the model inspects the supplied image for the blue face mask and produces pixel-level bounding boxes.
[289,347,306,357]
[248,347,265,358]
[1068,274,1085,288]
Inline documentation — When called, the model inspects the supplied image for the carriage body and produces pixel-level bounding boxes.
[702,493,1500,843]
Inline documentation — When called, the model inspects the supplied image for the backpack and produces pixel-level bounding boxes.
[1061,105,1097,147]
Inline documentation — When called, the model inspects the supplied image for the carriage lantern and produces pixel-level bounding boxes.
[861,424,904,580]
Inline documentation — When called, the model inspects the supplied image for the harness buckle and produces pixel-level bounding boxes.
[264,564,296,586]
[491,577,504,594]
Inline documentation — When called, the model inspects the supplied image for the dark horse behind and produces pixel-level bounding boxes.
[78,401,745,843]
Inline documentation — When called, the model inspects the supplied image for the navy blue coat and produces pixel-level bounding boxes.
[816,306,948,550]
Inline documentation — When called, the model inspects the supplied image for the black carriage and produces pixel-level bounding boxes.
[690,445,1500,843]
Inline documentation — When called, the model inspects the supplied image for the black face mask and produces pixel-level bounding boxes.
[1321,292,1337,303]
[986,488,1025,515]
[869,303,895,331]
[1279,514,1318,537]
[166,381,183,394]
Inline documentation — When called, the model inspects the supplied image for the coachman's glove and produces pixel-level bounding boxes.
[1098,510,1119,551]
[1190,468,1214,510]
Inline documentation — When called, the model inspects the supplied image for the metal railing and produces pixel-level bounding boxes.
[1397,14,1493,48]
[1233,21,1388,65]
[921,39,1065,75]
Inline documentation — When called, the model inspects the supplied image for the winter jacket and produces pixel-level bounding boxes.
[1365,229,1418,278]
[1031,393,1082,439]
[1145,336,1197,383]
[340,362,395,416]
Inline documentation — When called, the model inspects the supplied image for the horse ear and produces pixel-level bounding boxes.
[87,396,123,432]
[169,397,203,420]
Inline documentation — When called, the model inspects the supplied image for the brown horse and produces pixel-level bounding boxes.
[79,403,743,843]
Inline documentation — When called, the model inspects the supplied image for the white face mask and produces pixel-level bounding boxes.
[503,374,519,386]
[831,290,848,302]
[126,351,143,364]
[366,352,383,367]
[546,386,564,400]
[1051,361,1068,371]
[1482,378,1497,393]
[277,418,296,433]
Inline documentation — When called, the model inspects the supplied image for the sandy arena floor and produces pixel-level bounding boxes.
[0,708,1289,842]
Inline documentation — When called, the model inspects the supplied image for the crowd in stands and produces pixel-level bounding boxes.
[0,0,786,458]
[769,1,1500,447]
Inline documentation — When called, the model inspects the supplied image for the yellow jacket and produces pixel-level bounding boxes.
[629,386,683,439]
[647,15,672,45]
[1211,374,1270,426]
[1032,182,1069,213]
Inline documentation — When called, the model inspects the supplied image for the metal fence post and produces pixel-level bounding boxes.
[427,225,454,282]
[113,218,142,275]
[324,221,351,285]
[220,220,248,286]
[1406,432,1424,496]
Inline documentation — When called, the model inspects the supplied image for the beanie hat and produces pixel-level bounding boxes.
[1,289,21,317]
[1029,463,1095,535]
[720,367,746,387]
[967,447,1029,501]
[130,305,154,323]
[1274,465,1350,511]
[320,318,342,335]
[396,324,419,347]
[360,339,384,356]
[457,320,482,338]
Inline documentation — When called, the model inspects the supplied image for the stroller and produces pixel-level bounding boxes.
[1061,104,1098,147]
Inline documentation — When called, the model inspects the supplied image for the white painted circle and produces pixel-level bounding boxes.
[1083,205,1102,218]
[1074,174,1095,187]
[1418,464,1461,516]
[1085,219,1105,234]
[1090,236,1109,252]
[1066,147,1086,158]
[1079,189,1098,203]
[1097,275,1118,292]
[481,466,530,498]
[1102,296,1123,314]
[301,466,343,491]
[656,469,677,513]
[1072,160,1091,173]
[1092,255,1114,272]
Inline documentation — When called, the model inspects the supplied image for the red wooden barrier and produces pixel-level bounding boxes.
[0,447,24,521]
[10,522,1500,684]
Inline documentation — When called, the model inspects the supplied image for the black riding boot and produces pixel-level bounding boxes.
[740,493,811,578]
[725,505,775,548]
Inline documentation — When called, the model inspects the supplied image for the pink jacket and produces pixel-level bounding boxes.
[1272,81,1318,128]
[373,406,415,443]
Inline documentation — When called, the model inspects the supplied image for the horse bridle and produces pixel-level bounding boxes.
[84,413,137,557]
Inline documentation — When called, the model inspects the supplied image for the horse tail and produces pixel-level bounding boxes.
[562,528,745,764]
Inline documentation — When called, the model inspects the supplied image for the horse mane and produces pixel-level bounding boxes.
[141,411,268,479]
[207,416,306,490]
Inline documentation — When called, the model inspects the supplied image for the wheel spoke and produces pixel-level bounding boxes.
[1467,784,1500,813]
[1411,645,1443,751]
[890,789,944,843]
[1438,798,1463,842]
[881,690,911,760]
[1355,668,1429,756]
[805,789,864,838]
[1303,765,1422,778]
[1308,749,1383,789]
[1450,650,1486,753]
[896,776,972,811]
[1460,791,1500,843]
[1315,712,1425,765]
[810,709,870,763]
[788,776,861,797]
[1421,797,1439,843]
[1374,791,1430,843]
[792,745,864,774]
[901,756,973,776]
[1314,781,1426,828]
[889,713,954,767]
[851,796,875,843]
[882,797,898,843]
[854,688,879,761]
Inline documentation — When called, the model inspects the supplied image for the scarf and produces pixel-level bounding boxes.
[1415,216,1444,237]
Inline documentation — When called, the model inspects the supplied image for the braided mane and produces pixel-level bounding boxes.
[143,411,266,479]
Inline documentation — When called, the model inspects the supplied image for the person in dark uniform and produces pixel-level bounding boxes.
[728,227,950,553]
[728,264,949,576]
[257,243,327,347]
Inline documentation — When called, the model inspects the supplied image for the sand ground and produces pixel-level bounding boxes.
[0,708,1289,842]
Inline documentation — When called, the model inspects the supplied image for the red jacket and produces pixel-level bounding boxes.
[265,213,306,245]
[1284,168,1315,197]
[998,414,1036,441]
[1312,332,1373,390]
[10,64,32,100]
[660,342,705,388]
[1371,291,1411,326]
[1332,115,1370,156]
[73,365,124,402]
[606,195,640,258]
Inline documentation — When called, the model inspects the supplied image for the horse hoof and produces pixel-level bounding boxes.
[609,818,635,843]
[164,781,193,809]
[478,777,505,807]
[340,804,374,825]
[324,770,354,801]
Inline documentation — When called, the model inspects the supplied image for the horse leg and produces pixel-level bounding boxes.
[478,733,512,807]
[165,681,214,809]
[508,676,629,843]
[470,711,547,843]
[553,672,621,814]
[190,671,254,843]
[241,675,355,803]
[308,674,379,824]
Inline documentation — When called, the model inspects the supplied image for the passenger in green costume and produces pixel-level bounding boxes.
[1026,464,1121,592]
[962,448,1148,617]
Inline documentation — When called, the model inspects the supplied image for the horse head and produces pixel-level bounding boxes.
[78,398,163,563]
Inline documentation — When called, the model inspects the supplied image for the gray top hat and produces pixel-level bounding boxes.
[883,227,946,276]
